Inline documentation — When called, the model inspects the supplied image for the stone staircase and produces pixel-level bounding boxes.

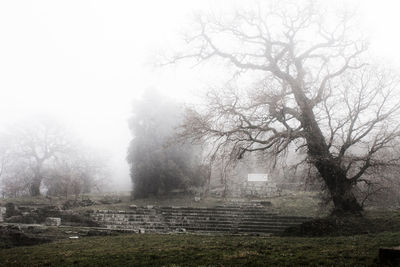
[91,205,311,235]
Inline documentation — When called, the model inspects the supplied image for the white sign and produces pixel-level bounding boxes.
[247,173,268,182]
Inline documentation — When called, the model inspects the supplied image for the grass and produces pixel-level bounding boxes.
[0,231,399,266]
[283,210,400,237]
[2,192,399,266]
[268,190,327,217]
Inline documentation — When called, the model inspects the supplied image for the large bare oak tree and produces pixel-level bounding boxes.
[172,2,400,215]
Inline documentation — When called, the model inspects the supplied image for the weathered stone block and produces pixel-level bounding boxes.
[379,246,400,265]
[5,203,20,218]
[0,207,6,222]
[45,217,61,226]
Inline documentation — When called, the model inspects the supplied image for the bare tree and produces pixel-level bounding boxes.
[44,148,110,199]
[0,118,110,198]
[12,119,73,196]
[173,2,400,215]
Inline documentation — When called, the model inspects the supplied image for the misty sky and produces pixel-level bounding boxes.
[0,0,400,190]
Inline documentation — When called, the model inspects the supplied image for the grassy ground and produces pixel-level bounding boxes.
[0,231,399,266]
[1,192,400,266]
[284,210,400,237]
[267,191,327,217]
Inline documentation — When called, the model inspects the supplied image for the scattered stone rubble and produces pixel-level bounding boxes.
[45,217,61,226]
[62,199,97,210]
[0,203,99,227]
[0,207,5,222]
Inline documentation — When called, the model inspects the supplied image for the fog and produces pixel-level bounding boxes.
[0,0,400,191]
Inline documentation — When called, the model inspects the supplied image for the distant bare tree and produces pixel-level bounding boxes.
[0,161,31,198]
[44,149,109,199]
[173,2,400,215]
[11,119,73,196]
[0,118,109,198]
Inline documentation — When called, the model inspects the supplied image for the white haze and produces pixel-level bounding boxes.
[0,0,399,191]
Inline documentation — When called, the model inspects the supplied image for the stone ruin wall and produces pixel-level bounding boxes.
[0,206,5,222]
[90,207,165,231]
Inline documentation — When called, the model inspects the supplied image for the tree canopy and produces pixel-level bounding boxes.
[127,89,208,199]
[174,1,400,215]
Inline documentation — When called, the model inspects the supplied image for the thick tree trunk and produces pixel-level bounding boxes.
[29,163,44,197]
[293,89,362,215]
[314,158,362,215]
[29,178,42,196]
[29,171,42,197]
[304,118,362,215]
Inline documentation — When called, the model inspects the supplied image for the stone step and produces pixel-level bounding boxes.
[106,222,166,227]
[165,219,234,224]
[168,222,293,229]
[169,220,291,228]
[103,223,288,234]
[125,215,160,220]
[163,218,301,225]
[164,218,236,223]
[97,216,160,220]
[107,226,167,231]
[162,215,289,222]
[272,215,311,220]
[160,206,273,211]
[97,215,309,224]
[238,223,289,229]
[163,215,234,220]
[96,210,157,214]
[159,207,274,213]
[242,216,310,223]
[161,212,278,218]
[164,220,235,226]
[161,206,259,210]
[241,222,302,226]
[101,224,302,234]
[93,215,160,220]
[107,223,164,226]
[162,207,276,212]
[182,226,284,233]
[237,228,284,233]
[125,219,162,222]
[183,226,236,232]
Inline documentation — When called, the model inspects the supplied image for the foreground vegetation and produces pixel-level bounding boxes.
[0,231,399,266]
[1,193,399,266]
